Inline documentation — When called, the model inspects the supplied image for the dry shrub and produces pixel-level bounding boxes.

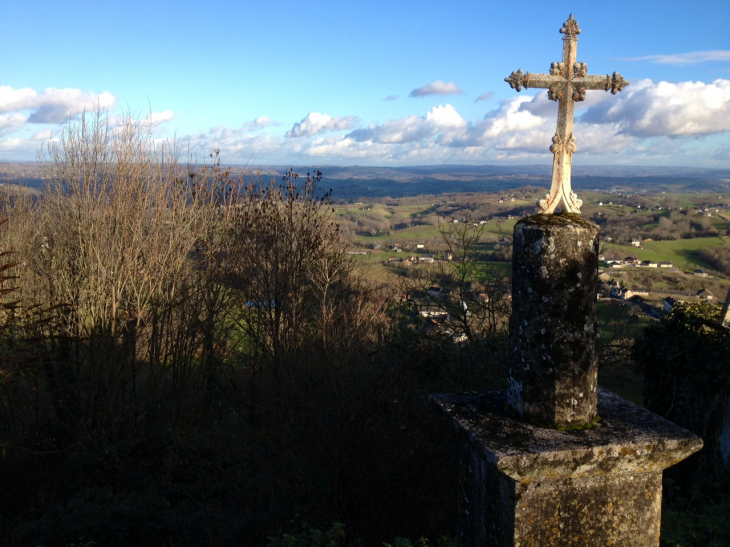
[0,110,507,546]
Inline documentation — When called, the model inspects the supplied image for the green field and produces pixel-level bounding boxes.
[603,237,726,271]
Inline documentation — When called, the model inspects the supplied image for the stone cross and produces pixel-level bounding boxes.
[504,14,629,214]
[432,14,702,546]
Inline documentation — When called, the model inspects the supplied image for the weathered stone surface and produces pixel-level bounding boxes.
[432,389,702,547]
[509,214,600,427]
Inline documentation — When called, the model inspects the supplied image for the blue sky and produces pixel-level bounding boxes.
[1,0,729,167]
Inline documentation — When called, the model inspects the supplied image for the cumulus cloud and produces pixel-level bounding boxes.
[306,78,730,164]
[0,86,116,125]
[172,77,730,167]
[348,104,467,144]
[409,81,464,97]
[286,112,359,138]
[0,113,28,131]
[620,50,730,65]
[33,129,54,141]
[474,92,494,102]
[8,77,726,166]
[145,110,175,125]
[242,116,278,131]
[580,78,730,137]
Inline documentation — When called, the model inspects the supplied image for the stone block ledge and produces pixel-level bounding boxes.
[432,388,702,481]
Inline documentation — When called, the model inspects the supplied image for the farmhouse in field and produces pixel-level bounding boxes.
[697,288,715,301]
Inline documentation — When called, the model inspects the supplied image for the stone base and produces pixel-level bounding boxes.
[432,389,702,547]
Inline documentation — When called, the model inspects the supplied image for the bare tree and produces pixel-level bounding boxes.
[396,215,510,344]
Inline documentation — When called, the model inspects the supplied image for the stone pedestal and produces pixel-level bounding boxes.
[432,389,702,547]
[509,214,600,427]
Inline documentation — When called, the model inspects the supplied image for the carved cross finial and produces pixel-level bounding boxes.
[503,15,629,214]
[560,13,581,38]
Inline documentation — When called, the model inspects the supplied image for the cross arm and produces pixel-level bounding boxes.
[505,70,561,92]
[578,72,630,94]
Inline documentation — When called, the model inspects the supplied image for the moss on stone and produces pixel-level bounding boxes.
[520,211,596,230]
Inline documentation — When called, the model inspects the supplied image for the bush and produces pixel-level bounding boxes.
[634,302,730,546]
[0,111,511,545]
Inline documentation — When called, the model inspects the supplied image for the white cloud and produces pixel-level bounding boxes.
[0,86,116,126]
[242,116,277,131]
[474,92,494,102]
[172,78,730,167]
[0,113,28,131]
[409,81,464,97]
[580,78,730,137]
[348,104,467,144]
[33,129,54,141]
[0,87,38,113]
[145,110,175,126]
[620,50,730,65]
[5,78,728,167]
[286,112,359,138]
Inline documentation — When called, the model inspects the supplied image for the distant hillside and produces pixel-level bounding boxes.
[2,162,729,199]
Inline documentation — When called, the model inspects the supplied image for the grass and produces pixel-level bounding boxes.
[354,224,441,245]
[603,237,728,271]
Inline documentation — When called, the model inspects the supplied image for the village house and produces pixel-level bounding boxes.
[640,260,658,268]
[418,255,435,264]
[621,287,650,300]
[610,283,649,300]
[695,268,709,278]
[659,261,673,268]
[624,256,639,264]
[630,238,641,247]
[697,288,715,301]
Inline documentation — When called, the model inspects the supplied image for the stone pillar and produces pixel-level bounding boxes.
[509,213,600,428]
[432,212,702,547]
[432,389,702,547]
